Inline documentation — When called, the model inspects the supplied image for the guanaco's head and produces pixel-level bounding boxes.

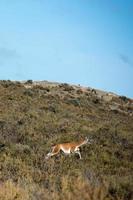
[85,136,93,144]
[84,137,89,143]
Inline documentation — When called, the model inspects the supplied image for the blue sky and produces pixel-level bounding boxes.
[0,0,133,98]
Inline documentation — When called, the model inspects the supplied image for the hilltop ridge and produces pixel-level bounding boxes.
[18,80,133,116]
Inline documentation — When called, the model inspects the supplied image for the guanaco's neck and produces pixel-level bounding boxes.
[77,139,88,147]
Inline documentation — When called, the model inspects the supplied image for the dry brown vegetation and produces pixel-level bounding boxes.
[0,80,133,200]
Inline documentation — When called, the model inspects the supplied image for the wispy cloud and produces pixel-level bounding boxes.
[0,47,19,60]
[119,54,133,67]
[0,47,26,80]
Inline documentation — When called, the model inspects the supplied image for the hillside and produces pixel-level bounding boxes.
[0,80,133,200]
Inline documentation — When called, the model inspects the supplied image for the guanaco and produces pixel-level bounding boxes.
[45,137,92,159]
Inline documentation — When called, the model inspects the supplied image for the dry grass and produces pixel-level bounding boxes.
[0,180,29,200]
[60,175,108,200]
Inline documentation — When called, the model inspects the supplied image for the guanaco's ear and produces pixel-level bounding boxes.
[85,137,89,142]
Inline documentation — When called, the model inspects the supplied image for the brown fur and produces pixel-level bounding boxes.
[45,138,88,159]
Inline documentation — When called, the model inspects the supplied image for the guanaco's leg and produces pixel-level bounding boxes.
[71,146,82,159]
[45,145,60,159]
[75,149,82,159]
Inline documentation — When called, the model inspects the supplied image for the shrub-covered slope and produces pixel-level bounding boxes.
[0,80,133,200]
